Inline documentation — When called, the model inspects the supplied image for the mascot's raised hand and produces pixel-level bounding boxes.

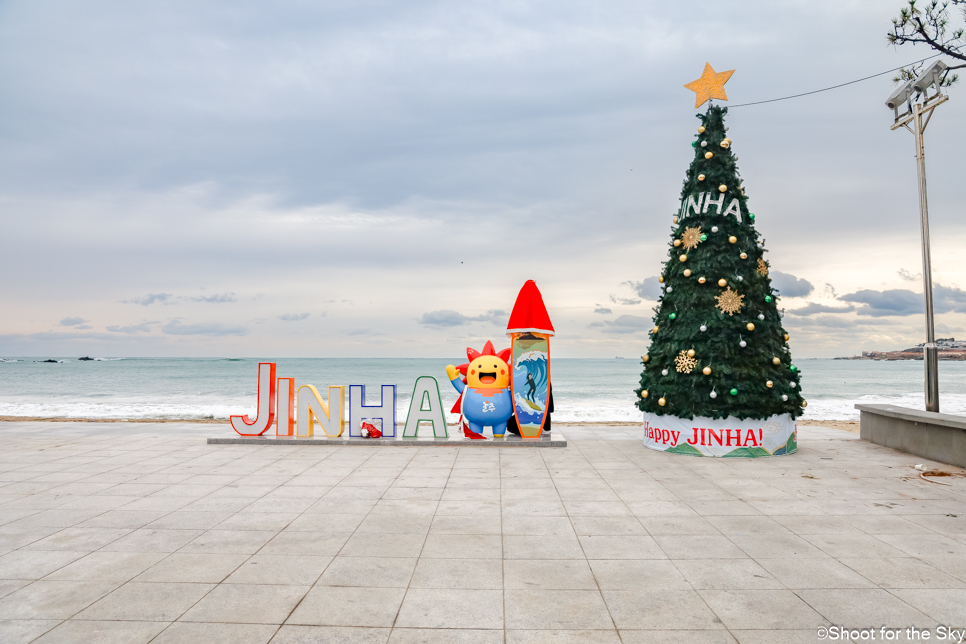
[446,341,513,439]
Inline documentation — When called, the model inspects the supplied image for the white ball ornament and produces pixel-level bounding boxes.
[662,369,669,376]
[789,382,796,388]
[700,325,707,332]
[700,141,707,148]
[737,276,744,282]
[710,390,717,399]
[758,313,765,320]
[666,287,673,293]
[782,394,788,401]
[739,340,747,348]
[711,226,718,233]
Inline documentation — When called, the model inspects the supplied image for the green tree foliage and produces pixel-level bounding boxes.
[635,106,804,421]
[889,0,965,87]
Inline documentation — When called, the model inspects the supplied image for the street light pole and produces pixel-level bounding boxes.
[891,91,947,413]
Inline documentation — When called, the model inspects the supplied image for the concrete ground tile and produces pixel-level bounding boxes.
[76,581,213,622]
[152,622,278,644]
[803,533,908,558]
[340,532,423,557]
[145,511,234,530]
[0,619,61,644]
[504,589,610,629]
[578,535,666,559]
[890,589,966,624]
[357,514,432,535]
[0,526,63,550]
[287,585,406,627]
[619,631,736,644]
[390,628,503,643]
[563,501,632,517]
[505,559,597,590]
[838,557,965,589]
[726,532,830,559]
[501,501,567,517]
[769,515,862,535]
[0,550,86,579]
[429,515,502,535]
[731,631,829,644]
[626,501,698,517]
[746,500,824,515]
[77,510,169,529]
[603,589,724,630]
[875,532,966,559]
[134,553,247,583]
[182,529,279,554]
[32,619,167,644]
[703,515,789,535]
[754,557,874,590]
[504,535,583,560]
[100,529,204,553]
[435,500,501,516]
[225,554,331,585]
[501,516,574,536]
[270,625,388,644]
[410,557,502,590]
[642,516,723,536]
[423,534,501,559]
[654,534,748,559]
[507,630,621,644]
[6,510,102,528]
[180,583,308,624]
[700,589,828,630]
[570,516,645,536]
[0,580,117,619]
[395,588,503,629]
[590,559,691,590]
[318,556,416,587]
[285,513,365,532]
[24,527,130,551]
[0,580,29,599]
[845,515,937,535]
[795,588,936,628]
[45,551,166,582]
[688,500,762,516]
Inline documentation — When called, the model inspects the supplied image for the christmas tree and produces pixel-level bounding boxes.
[634,103,805,421]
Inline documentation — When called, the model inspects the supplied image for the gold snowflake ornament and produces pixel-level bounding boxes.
[715,287,745,316]
[681,227,703,251]
[675,350,698,374]
[757,258,768,276]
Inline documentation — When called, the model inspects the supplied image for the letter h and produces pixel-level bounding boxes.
[348,385,397,438]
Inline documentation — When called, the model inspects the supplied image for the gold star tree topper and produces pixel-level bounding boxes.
[684,63,735,109]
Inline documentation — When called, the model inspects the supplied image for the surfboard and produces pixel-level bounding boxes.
[510,332,550,438]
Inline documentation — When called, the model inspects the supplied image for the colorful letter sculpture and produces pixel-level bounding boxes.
[403,376,448,438]
[348,385,397,438]
[297,385,345,437]
[446,341,513,439]
[506,280,554,438]
[277,378,295,436]
[230,362,277,436]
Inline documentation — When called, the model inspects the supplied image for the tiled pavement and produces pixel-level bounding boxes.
[0,421,964,643]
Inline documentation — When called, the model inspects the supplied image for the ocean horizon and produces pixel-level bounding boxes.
[2,357,965,423]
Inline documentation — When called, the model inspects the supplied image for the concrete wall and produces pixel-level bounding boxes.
[857,404,966,469]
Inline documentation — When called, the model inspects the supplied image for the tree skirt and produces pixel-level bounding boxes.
[643,412,796,457]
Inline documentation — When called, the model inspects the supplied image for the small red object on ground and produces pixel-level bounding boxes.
[360,421,382,438]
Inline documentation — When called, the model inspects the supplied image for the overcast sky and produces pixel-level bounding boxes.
[1,0,964,358]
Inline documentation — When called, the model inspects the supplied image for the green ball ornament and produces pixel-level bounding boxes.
[729,388,738,396]
[700,234,708,242]
[669,312,677,320]
[790,365,798,372]
[765,295,772,303]
[749,213,756,220]
[691,141,697,148]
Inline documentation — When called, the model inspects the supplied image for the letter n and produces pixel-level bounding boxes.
[403,376,448,439]
[230,363,276,436]
[297,385,345,437]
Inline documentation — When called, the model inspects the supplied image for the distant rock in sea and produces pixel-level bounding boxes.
[40,359,59,363]
[78,356,94,361]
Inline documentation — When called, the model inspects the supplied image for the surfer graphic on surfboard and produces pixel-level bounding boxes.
[506,280,555,438]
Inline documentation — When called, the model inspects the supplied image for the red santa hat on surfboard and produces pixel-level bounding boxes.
[506,280,555,336]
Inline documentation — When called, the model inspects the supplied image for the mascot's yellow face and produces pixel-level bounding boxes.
[467,356,510,388]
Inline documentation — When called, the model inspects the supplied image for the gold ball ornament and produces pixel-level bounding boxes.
[704,151,713,159]
[673,216,679,224]
[698,173,705,181]
[702,366,712,375]
[766,380,773,388]
[658,276,664,283]
[784,333,790,341]
[740,252,748,259]
[698,276,707,284]
[728,236,737,244]
[718,184,727,193]
[673,239,682,247]
[698,126,705,134]
[641,390,649,398]
[772,357,780,365]
[658,397,667,407]
[717,278,727,287]
[720,138,731,149]
[801,400,808,408]
[642,354,650,363]
[746,322,755,331]
[652,326,660,334]
[683,269,692,277]
[687,349,696,358]
[679,254,687,262]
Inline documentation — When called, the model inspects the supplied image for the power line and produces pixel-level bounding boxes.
[729,54,943,107]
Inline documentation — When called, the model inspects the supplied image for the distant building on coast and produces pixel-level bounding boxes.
[836,338,966,360]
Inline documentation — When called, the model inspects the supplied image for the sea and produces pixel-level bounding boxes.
[0,357,964,423]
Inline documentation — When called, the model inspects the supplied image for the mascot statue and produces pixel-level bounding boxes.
[446,341,513,440]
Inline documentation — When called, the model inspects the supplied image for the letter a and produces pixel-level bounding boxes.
[403,376,448,439]
[722,198,740,218]
[230,363,276,436]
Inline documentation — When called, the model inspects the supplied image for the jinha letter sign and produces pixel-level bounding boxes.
[643,412,797,457]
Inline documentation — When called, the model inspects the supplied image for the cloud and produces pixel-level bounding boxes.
[185,293,237,303]
[161,321,248,336]
[898,268,921,282]
[126,293,173,306]
[594,307,612,314]
[787,302,855,316]
[417,309,506,327]
[623,278,662,301]
[106,322,153,333]
[74,325,93,330]
[59,317,87,326]
[610,296,642,305]
[601,315,651,334]
[770,271,813,298]
[839,289,922,317]
[279,313,310,321]
[935,285,966,314]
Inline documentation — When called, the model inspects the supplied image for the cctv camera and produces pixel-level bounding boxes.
[885,80,914,110]
[912,60,948,95]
